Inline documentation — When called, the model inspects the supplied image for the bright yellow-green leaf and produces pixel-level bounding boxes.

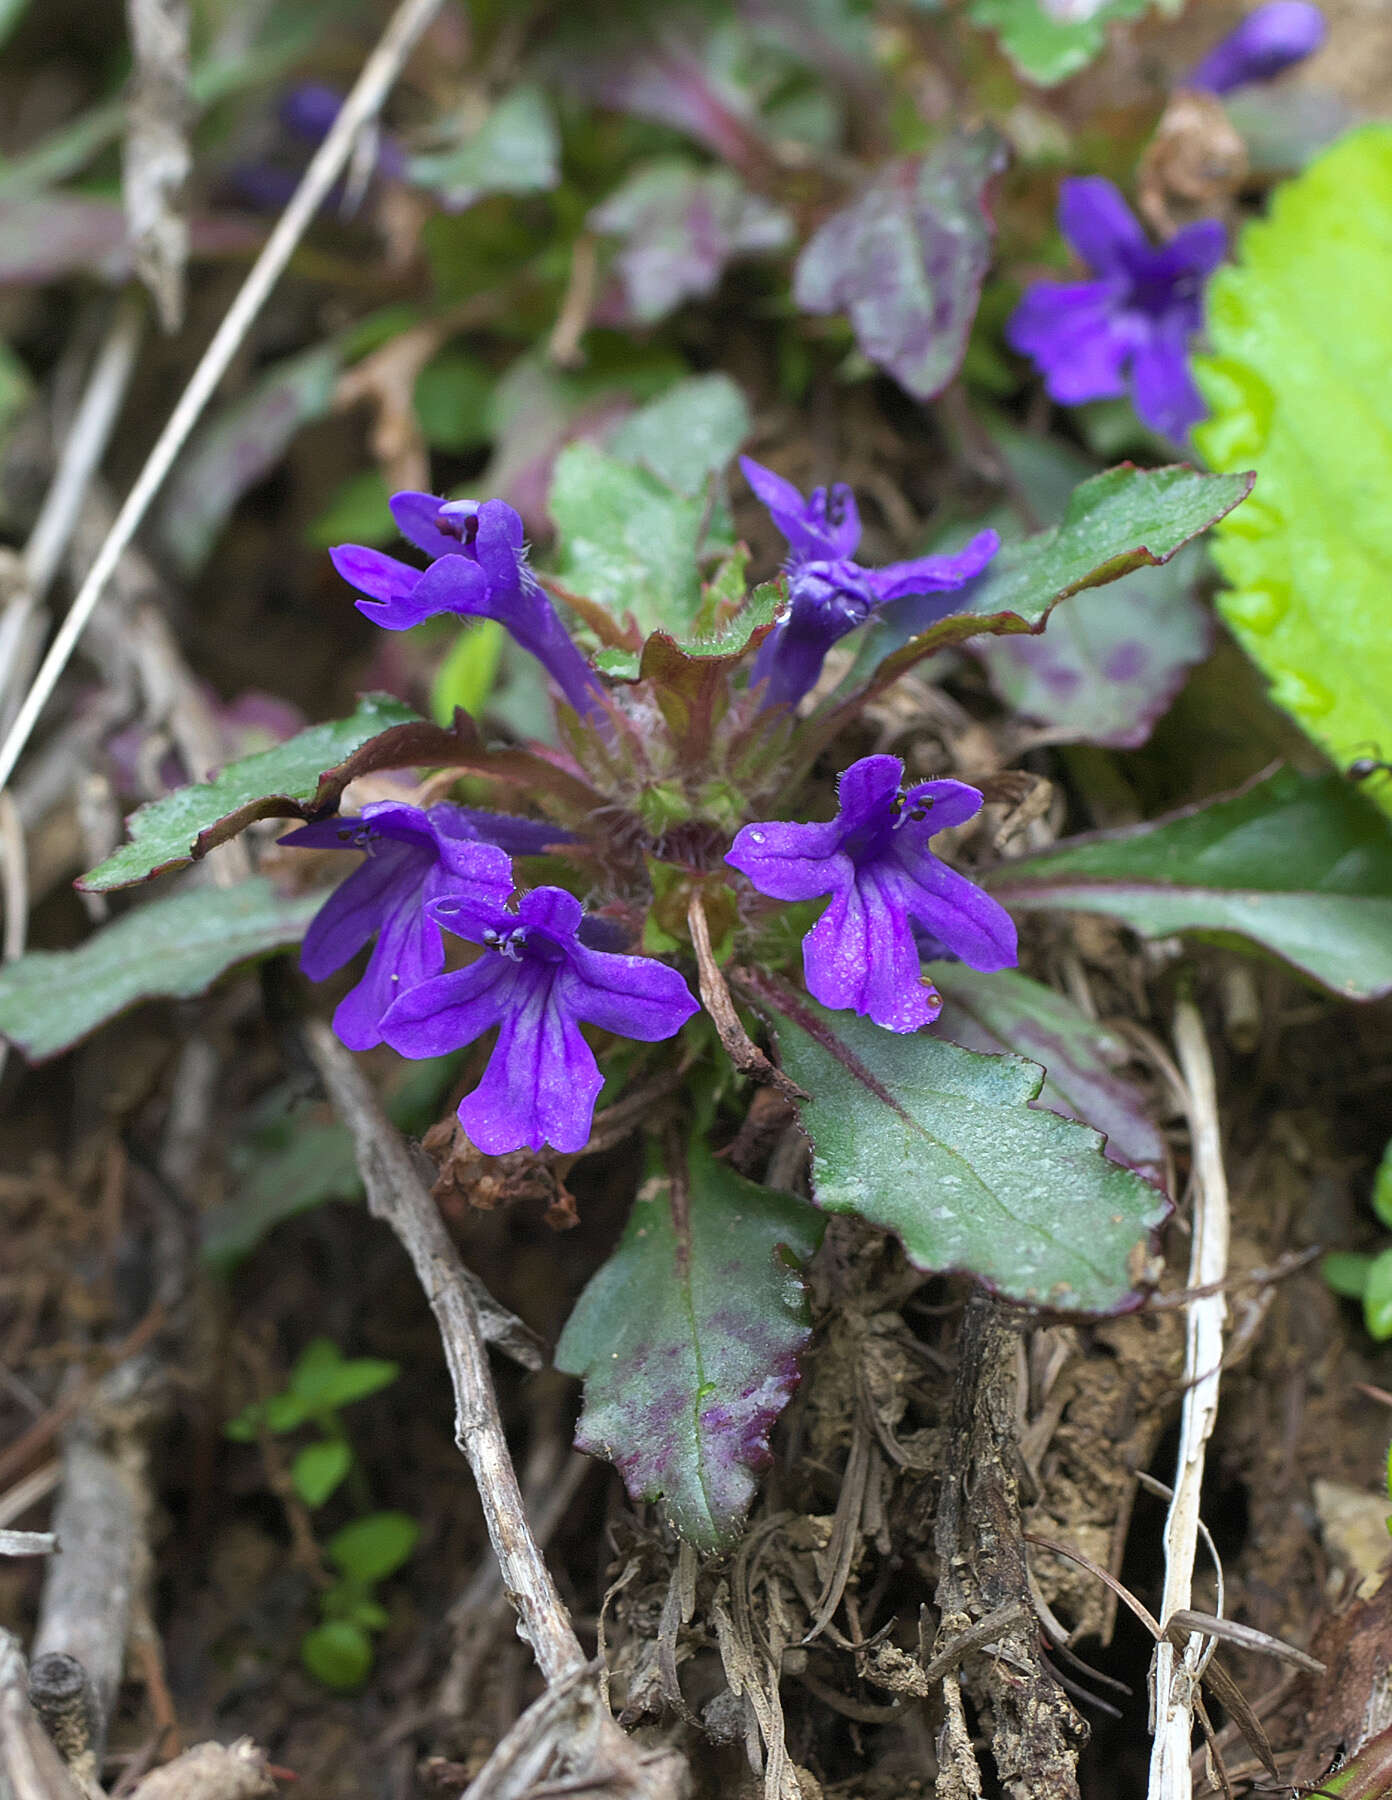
[431,619,504,723]
[1194,126,1392,819]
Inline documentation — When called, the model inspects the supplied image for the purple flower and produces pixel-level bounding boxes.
[1189,3,1325,95]
[380,888,699,1155]
[725,754,1017,1033]
[279,82,409,180]
[740,458,998,709]
[280,801,515,1050]
[332,494,605,718]
[1007,178,1226,439]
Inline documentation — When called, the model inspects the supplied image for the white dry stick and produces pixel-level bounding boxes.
[1147,997,1231,1800]
[0,0,447,799]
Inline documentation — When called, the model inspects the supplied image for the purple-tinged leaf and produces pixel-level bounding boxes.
[742,972,1170,1315]
[407,87,559,212]
[987,769,1392,1001]
[976,541,1212,748]
[0,193,257,287]
[591,160,793,326]
[793,130,1006,402]
[929,965,1168,1186]
[560,29,771,174]
[0,878,323,1063]
[157,342,341,572]
[556,1134,823,1550]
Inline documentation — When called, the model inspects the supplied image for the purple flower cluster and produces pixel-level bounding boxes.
[1008,179,1226,439]
[286,473,1018,1156]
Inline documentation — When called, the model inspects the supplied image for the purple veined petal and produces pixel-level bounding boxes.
[277,815,371,852]
[739,455,812,535]
[460,971,604,1155]
[725,817,853,901]
[1189,1,1326,94]
[1007,281,1136,405]
[871,528,1001,604]
[332,889,445,1050]
[1057,177,1148,278]
[1128,319,1206,438]
[358,799,450,849]
[1150,217,1227,285]
[560,946,700,1041]
[390,490,466,560]
[835,752,905,825]
[747,613,841,711]
[802,862,940,1033]
[380,953,517,1062]
[898,776,986,836]
[469,498,529,587]
[808,482,862,561]
[886,846,1019,973]
[514,885,584,940]
[297,839,428,980]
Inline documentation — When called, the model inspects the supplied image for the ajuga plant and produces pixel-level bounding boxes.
[17,407,1275,1550]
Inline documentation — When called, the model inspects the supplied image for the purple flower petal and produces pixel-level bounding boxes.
[1152,217,1228,284]
[739,457,862,561]
[332,891,443,1051]
[1189,1,1325,95]
[330,546,439,628]
[389,490,467,560]
[297,839,428,981]
[1058,178,1148,278]
[727,755,1017,1034]
[870,528,1001,603]
[1008,280,1136,404]
[1129,321,1207,438]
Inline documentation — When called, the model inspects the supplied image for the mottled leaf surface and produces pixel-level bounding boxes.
[989,769,1392,1000]
[556,1136,823,1550]
[968,0,1151,86]
[794,131,1005,401]
[852,464,1251,709]
[608,373,751,496]
[930,965,1167,1185]
[408,87,559,210]
[0,879,322,1062]
[591,160,792,325]
[756,982,1169,1314]
[549,440,732,636]
[81,694,419,891]
[1194,126,1392,819]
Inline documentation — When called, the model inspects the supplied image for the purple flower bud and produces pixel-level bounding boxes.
[726,755,1017,1033]
[1189,3,1326,96]
[278,81,409,180]
[380,887,700,1155]
[1007,177,1226,439]
[739,458,998,709]
[331,494,606,719]
[280,801,516,1050]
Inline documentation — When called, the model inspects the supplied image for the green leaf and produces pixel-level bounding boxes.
[548,441,731,636]
[301,1620,374,1690]
[607,374,751,496]
[413,348,494,453]
[930,965,1167,1184]
[968,0,1151,86]
[1322,1251,1373,1301]
[862,464,1252,698]
[988,768,1392,1001]
[1365,1247,1392,1341]
[0,879,323,1064]
[80,693,419,891]
[408,87,559,209]
[291,1440,353,1509]
[290,1339,399,1412]
[1193,126,1392,821]
[754,982,1169,1314]
[556,1136,824,1551]
[431,621,504,724]
[327,1511,420,1584]
[1373,1140,1392,1232]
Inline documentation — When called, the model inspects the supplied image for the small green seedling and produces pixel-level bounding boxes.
[1321,1139,1392,1341]
[226,1339,416,1687]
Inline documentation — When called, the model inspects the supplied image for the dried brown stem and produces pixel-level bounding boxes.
[0,1630,86,1800]
[303,1020,582,1683]
[686,895,806,1103]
